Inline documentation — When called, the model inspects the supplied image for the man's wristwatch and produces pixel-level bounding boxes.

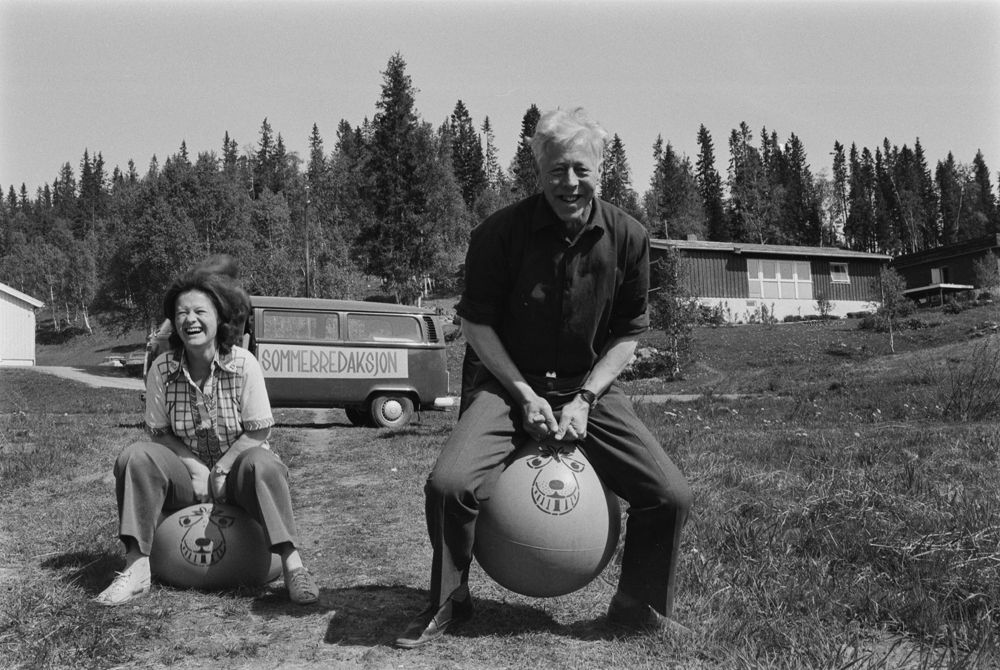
[213,465,229,477]
[577,389,599,411]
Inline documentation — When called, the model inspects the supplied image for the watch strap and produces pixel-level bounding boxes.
[578,389,598,410]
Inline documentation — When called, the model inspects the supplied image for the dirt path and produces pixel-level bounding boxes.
[32,366,144,391]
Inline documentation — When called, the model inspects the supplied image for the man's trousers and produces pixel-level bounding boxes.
[114,441,299,555]
[424,378,693,616]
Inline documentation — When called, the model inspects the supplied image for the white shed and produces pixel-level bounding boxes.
[0,282,44,366]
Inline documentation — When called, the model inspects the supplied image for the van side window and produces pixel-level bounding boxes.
[260,311,340,342]
[347,314,422,343]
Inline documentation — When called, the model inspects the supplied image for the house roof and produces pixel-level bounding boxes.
[651,238,890,261]
[0,282,44,308]
[890,234,1000,269]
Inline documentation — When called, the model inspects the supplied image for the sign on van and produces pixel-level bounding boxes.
[258,343,408,379]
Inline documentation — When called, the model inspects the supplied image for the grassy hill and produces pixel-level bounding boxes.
[34,316,147,367]
[3,299,999,669]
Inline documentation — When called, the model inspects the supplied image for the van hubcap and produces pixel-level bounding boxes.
[382,400,403,421]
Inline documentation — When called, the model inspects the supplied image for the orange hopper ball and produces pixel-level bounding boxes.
[473,439,622,598]
[150,503,281,589]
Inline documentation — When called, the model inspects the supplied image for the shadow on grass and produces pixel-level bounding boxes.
[296,584,629,648]
[273,421,349,429]
[43,550,124,595]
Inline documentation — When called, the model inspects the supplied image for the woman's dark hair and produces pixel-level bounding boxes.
[194,254,240,280]
[163,269,250,355]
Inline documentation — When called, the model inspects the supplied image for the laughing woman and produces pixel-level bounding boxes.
[96,268,319,606]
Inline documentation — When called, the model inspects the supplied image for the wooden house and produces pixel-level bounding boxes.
[650,237,890,322]
[889,235,998,305]
[0,282,44,366]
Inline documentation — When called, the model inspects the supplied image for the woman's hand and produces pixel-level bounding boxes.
[185,460,212,503]
[210,468,228,502]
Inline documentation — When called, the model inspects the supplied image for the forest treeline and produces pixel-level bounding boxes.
[2,53,998,335]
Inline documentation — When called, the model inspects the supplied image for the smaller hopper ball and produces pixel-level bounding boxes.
[473,439,622,597]
[150,503,281,589]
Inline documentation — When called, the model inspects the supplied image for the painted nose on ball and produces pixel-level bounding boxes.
[549,480,564,491]
[196,537,212,547]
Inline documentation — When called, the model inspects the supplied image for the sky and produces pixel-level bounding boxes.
[1,0,999,200]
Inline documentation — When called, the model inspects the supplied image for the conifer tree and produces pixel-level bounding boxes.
[509,104,541,199]
[845,145,877,252]
[481,116,504,190]
[252,118,275,199]
[599,134,642,219]
[781,133,822,246]
[936,153,963,244]
[360,52,456,303]
[695,125,727,241]
[449,100,486,210]
[727,123,779,243]
[972,150,998,234]
[648,141,704,239]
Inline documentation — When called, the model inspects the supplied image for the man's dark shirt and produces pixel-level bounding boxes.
[457,194,649,379]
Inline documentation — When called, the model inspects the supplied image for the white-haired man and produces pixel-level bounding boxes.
[395,107,693,648]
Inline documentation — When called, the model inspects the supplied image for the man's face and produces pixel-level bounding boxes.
[537,140,601,228]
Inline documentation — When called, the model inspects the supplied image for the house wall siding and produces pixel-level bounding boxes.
[892,250,997,289]
[0,290,38,366]
[651,246,884,304]
[682,251,748,298]
[812,258,882,303]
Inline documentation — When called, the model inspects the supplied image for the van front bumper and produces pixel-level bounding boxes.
[432,397,456,410]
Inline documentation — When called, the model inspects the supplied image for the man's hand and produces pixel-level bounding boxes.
[555,396,590,441]
[185,460,212,503]
[521,394,559,440]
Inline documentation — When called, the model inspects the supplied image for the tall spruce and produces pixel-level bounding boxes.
[599,134,640,217]
[360,53,441,303]
[648,141,705,239]
[972,150,999,234]
[449,100,486,210]
[509,104,541,199]
[845,145,877,252]
[695,125,727,240]
[727,123,779,243]
[481,116,504,190]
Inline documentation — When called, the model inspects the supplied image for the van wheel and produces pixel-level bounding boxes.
[345,407,369,427]
[370,395,414,429]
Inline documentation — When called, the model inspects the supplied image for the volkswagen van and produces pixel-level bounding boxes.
[247,296,454,428]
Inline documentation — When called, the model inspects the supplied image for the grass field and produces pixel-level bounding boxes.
[2,300,999,669]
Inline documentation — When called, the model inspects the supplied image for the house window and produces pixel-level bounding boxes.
[830,263,850,283]
[747,259,813,299]
[931,267,949,284]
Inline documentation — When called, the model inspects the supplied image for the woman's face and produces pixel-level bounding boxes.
[174,290,219,353]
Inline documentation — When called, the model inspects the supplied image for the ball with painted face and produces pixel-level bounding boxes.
[150,503,281,589]
[473,439,621,598]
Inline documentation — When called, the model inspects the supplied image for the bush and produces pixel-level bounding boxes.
[620,347,675,380]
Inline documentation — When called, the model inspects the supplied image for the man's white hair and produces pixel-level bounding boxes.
[530,107,608,164]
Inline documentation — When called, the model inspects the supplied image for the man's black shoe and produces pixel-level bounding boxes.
[607,594,692,635]
[394,595,474,649]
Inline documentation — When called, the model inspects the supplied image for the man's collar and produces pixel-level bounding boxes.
[531,194,606,237]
